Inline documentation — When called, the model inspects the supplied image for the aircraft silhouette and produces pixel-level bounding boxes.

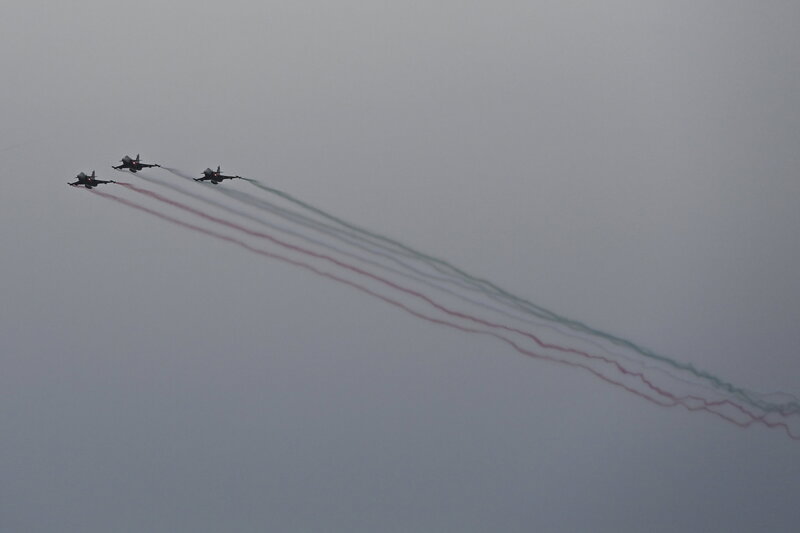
[195,165,240,185]
[68,170,114,189]
[112,154,160,173]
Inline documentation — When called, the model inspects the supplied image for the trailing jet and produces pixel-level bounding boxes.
[112,154,160,173]
[68,170,114,189]
[195,165,240,185]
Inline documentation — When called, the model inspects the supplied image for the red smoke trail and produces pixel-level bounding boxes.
[116,183,783,429]
[117,185,658,377]
[152,175,779,414]
[93,188,799,439]
[90,191,676,405]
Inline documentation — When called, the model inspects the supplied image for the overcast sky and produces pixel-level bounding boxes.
[2,1,800,531]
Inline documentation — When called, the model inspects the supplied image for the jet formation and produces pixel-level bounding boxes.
[69,155,242,187]
[112,154,160,173]
[195,165,241,185]
[68,170,114,189]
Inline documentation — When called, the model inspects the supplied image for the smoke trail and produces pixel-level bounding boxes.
[162,168,800,419]
[118,182,686,378]
[161,169,800,417]
[164,168,642,349]
[162,167,466,284]
[235,177,799,417]
[90,187,800,439]
[141,171,469,289]
[135,172,572,328]
[149,171,747,403]
[116,182,799,434]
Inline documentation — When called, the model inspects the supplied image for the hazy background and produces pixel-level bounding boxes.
[2,1,799,531]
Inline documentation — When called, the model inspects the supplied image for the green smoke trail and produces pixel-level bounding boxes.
[242,177,800,416]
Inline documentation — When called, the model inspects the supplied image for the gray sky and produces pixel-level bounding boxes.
[2,1,800,531]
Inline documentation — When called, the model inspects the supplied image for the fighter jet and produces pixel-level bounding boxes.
[195,165,240,185]
[112,154,160,173]
[68,170,114,189]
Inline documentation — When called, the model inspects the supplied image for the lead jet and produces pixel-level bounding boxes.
[195,165,240,185]
[112,154,160,173]
[68,170,114,189]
